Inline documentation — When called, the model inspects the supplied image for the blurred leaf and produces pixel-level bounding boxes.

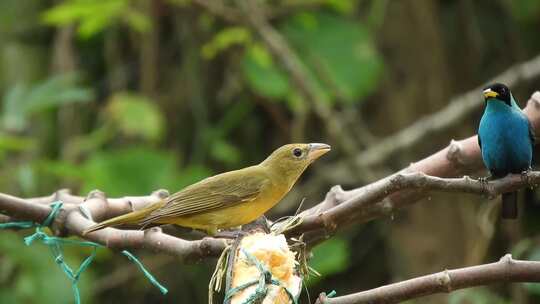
[242,44,290,99]
[17,164,37,195]
[308,237,349,285]
[81,148,179,196]
[0,0,43,35]
[282,12,383,103]
[449,288,509,304]
[0,133,36,152]
[367,0,389,29]
[63,125,116,159]
[79,147,211,196]
[165,0,191,6]
[24,74,93,113]
[524,247,540,294]
[123,9,152,33]
[324,0,357,14]
[3,85,29,130]
[242,12,383,104]
[1,73,93,131]
[511,238,533,259]
[42,0,150,38]
[0,232,94,303]
[510,0,540,22]
[210,139,242,166]
[285,90,307,112]
[173,165,213,192]
[39,160,86,181]
[106,93,164,142]
[213,99,256,136]
[202,26,252,59]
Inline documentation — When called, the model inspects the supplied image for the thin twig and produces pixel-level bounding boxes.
[357,54,540,167]
[288,91,540,241]
[315,254,540,304]
[293,170,540,238]
[0,189,226,262]
[3,92,540,254]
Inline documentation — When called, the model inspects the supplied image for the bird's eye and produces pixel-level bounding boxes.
[293,148,303,158]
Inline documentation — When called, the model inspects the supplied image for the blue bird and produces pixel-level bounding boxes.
[478,83,534,219]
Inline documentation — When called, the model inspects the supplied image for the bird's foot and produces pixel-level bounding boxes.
[477,175,492,196]
[478,175,492,184]
[521,168,532,185]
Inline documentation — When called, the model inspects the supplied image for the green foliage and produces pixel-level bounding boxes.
[308,237,350,285]
[523,247,540,295]
[5,1,540,303]
[282,12,383,102]
[324,0,357,14]
[0,134,35,166]
[0,0,43,35]
[106,92,165,142]
[509,0,540,22]
[200,99,254,167]
[242,12,383,105]
[0,232,93,303]
[173,165,213,192]
[210,139,242,166]
[449,288,509,304]
[202,26,252,59]
[42,0,150,38]
[242,44,291,99]
[79,147,208,196]
[1,73,93,131]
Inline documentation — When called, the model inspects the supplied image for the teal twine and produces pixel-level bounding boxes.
[224,249,298,304]
[318,290,337,304]
[326,290,337,298]
[121,250,168,294]
[0,200,62,229]
[0,200,168,303]
[0,221,34,229]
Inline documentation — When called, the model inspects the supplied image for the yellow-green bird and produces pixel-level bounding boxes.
[83,143,330,235]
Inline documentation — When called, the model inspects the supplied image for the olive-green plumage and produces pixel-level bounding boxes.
[83,143,330,235]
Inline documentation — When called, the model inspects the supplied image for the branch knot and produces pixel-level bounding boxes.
[437,269,452,292]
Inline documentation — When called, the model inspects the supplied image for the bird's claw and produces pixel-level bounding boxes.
[521,168,532,184]
[478,175,491,184]
[477,175,492,197]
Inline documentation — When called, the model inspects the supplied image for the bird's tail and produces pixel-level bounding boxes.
[82,201,165,235]
[502,192,518,219]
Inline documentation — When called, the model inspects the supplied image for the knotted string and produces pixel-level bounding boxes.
[224,248,298,304]
[0,201,168,303]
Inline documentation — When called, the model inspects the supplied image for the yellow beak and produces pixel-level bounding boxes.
[307,143,331,161]
[483,88,499,99]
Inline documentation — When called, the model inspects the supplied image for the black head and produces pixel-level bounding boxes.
[483,83,511,105]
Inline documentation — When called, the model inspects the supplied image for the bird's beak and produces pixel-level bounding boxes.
[483,88,499,99]
[307,143,331,161]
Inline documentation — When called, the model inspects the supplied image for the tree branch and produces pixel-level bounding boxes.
[3,92,540,257]
[8,172,538,253]
[0,96,539,304]
[0,189,226,262]
[292,170,540,239]
[315,254,540,304]
[288,92,540,241]
[356,54,540,167]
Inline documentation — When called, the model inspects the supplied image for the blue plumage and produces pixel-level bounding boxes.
[479,98,532,174]
[478,83,533,218]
